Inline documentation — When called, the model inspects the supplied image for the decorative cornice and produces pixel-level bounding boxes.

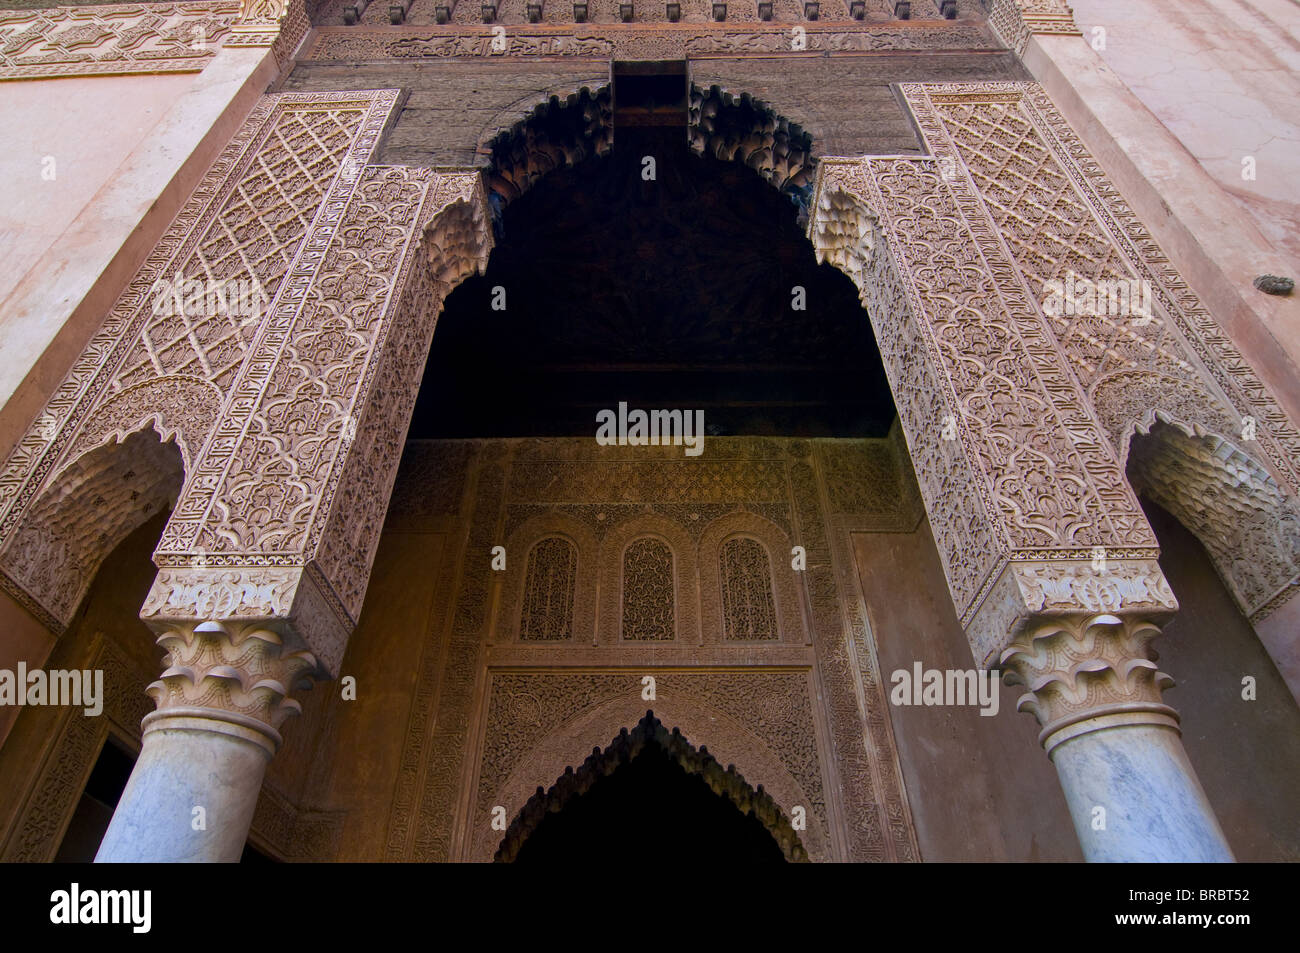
[226,0,308,66]
[301,21,1001,61]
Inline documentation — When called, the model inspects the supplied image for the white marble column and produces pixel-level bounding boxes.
[1001,612,1234,863]
[96,620,316,863]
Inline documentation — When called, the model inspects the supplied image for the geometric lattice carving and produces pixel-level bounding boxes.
[932,93,1195,390]
[113,102,370,395]
[902,81,1300,638]
[621,537,674,641]
[719,536,778,641]
[905,82,1300,498]
[0,2,238,80]
[0,92,395,639]
[815,153,1159,647]
[519,536,577,641]
[144,163,484,676]
[1128,423,1300,622]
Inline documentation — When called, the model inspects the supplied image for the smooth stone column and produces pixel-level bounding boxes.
[96,620,316,863]
[1001,612,1234,863]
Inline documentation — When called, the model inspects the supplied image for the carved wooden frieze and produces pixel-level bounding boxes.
[302,21,1000,61]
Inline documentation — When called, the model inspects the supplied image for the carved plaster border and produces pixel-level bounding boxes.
[0,2,240,81]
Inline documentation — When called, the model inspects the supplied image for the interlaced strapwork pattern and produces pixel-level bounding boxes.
[622,536,674,641]
[114,106,367,394]
[937,99,1196,388]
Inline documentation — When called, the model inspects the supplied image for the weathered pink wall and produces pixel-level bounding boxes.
[1070,0,1300,272]
[0,72,194,310]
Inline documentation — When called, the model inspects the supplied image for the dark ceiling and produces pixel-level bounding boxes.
[409,123,896,438]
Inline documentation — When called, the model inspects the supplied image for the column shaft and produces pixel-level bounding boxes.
[1001,612,1234,862]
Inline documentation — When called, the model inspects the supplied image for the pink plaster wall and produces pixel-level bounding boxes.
[1070,0,1300,272]
[0,72,195,310]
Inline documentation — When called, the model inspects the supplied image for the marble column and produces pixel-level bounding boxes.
[1000,612,1234,863]
[95,620,317,863]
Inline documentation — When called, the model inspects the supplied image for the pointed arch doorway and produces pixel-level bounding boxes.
[495,712,807,863]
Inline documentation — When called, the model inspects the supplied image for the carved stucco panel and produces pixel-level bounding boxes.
[901,82,1300,632]
[811,149,1174,663]
[596,514,698,644]
[386,439,918,862]
[987,0,1079,56]
[697,510,804,646]
[142,159,487,674]
[0,91,399,634]
[496,511,600,644]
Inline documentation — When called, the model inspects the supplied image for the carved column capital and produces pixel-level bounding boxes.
[999,612,1180,754]
[144,619,320,756]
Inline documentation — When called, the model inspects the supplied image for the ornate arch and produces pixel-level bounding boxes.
[698,510,805,645]
[480,85,613,212]
[479,80,819,225]
[1126,421,1300,627]
[0,425,184,631]
[61,375,222,476]
[688,84,817,219]
[1091,372,1300,629]
[496,511,599,644]
[478,701,825,862]
[597,514,698,644]
[1091,369,1245,474]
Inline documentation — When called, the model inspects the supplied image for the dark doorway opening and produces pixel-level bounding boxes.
[54,735,135,863]
[411,77,895,439]
[513,739,785,863]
